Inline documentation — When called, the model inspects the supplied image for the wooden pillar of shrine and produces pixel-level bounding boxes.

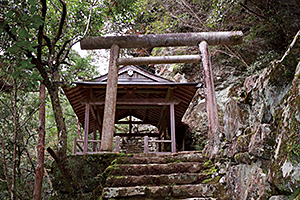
[83,103,90,154]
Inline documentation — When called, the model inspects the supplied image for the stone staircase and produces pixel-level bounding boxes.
[102,151,224,199]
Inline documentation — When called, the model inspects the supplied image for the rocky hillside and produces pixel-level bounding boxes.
[177,31,300,199]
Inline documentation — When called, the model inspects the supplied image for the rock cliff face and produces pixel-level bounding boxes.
[182,31,300,199]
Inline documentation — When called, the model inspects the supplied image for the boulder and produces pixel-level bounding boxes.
[225,163,271,200]
[248,124,276,159]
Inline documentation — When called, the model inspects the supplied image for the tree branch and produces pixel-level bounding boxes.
[176,0,210,31]
[43,35,52,54]
[61,39,79,62]
[53,0,66,45]
[56,39,71,65]
[0,89,14,114]
[50,0,62,14]
[277,29,300,63]
[82,3,93,38]
[38,0,47,61]
[0,134,12,196]
[239,2,267,20]
[0,5,22,18]
[225,45,249,68]
[16,101,42,132]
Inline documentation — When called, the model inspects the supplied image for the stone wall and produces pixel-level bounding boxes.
[218,33,300,199]
[182,32,300,199]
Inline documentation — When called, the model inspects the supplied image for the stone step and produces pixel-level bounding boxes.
[103,184,223,199]
[114,151,204,165]
[106,173,207,187]
[104,162,204,176]
[104,198,217,200]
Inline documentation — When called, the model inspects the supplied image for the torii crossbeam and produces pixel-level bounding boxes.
[80,31,243,153]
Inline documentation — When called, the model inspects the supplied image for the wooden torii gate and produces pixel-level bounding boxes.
[80,31,243,153]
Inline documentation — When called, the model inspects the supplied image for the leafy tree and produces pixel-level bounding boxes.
[0,0,136,159]
[0,0,137,198]
[0,64,40,199]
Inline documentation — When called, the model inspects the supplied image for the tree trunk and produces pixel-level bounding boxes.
[47,83,67,160]
[33,83,46,200]
[0,134,12,198]
[11,78,18,200]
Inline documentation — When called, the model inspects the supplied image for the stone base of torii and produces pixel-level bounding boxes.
[80,31,243,154]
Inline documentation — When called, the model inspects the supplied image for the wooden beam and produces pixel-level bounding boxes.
[170,103,176,153]
[142,93,149,122]
[116,120,157,125]
[86,89,166,94]
[100,44,120,152]
[153,140,172,143]
[118,55,201,65]
[129,112,132,135]
[80,98,180,106]
[88,88,102,136]
[89,105,101,130]
[83,102,89,154]
[82,85,171,89]
[144,136,149,153]
[114,133,160,137]
[199,41,220,138]
[115,136,120,153]
[157,87,172,130]
[81,31,243,49]
[77,139,101,143]
[73,137,77,155]
[116,121,143,124]
[93,123,97,152]
[116,105,162,109]
[96,109,103,137]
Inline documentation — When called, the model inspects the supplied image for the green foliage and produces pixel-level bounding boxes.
[132,0,300,70]
[207,0,239,29]
[0,74,41,199]
[60,50,99,83]
[0,0,135,198]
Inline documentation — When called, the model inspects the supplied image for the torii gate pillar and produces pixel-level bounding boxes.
[100,44,120,152]
[199,41,220,155]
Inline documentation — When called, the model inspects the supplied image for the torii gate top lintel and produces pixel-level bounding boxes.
[80,31,243,50]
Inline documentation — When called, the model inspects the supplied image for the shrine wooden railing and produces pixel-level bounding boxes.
[73,136,120,155]
[73,135,173,155]
[143,136,172,154]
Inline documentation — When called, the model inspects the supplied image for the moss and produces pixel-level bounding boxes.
[202,176,221,184]
[50,153,127,199]
[289,187,300,200]
[202,166,217,176]
[202,177,212,184]
[269,68,300,193]
[203,160,213,168]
